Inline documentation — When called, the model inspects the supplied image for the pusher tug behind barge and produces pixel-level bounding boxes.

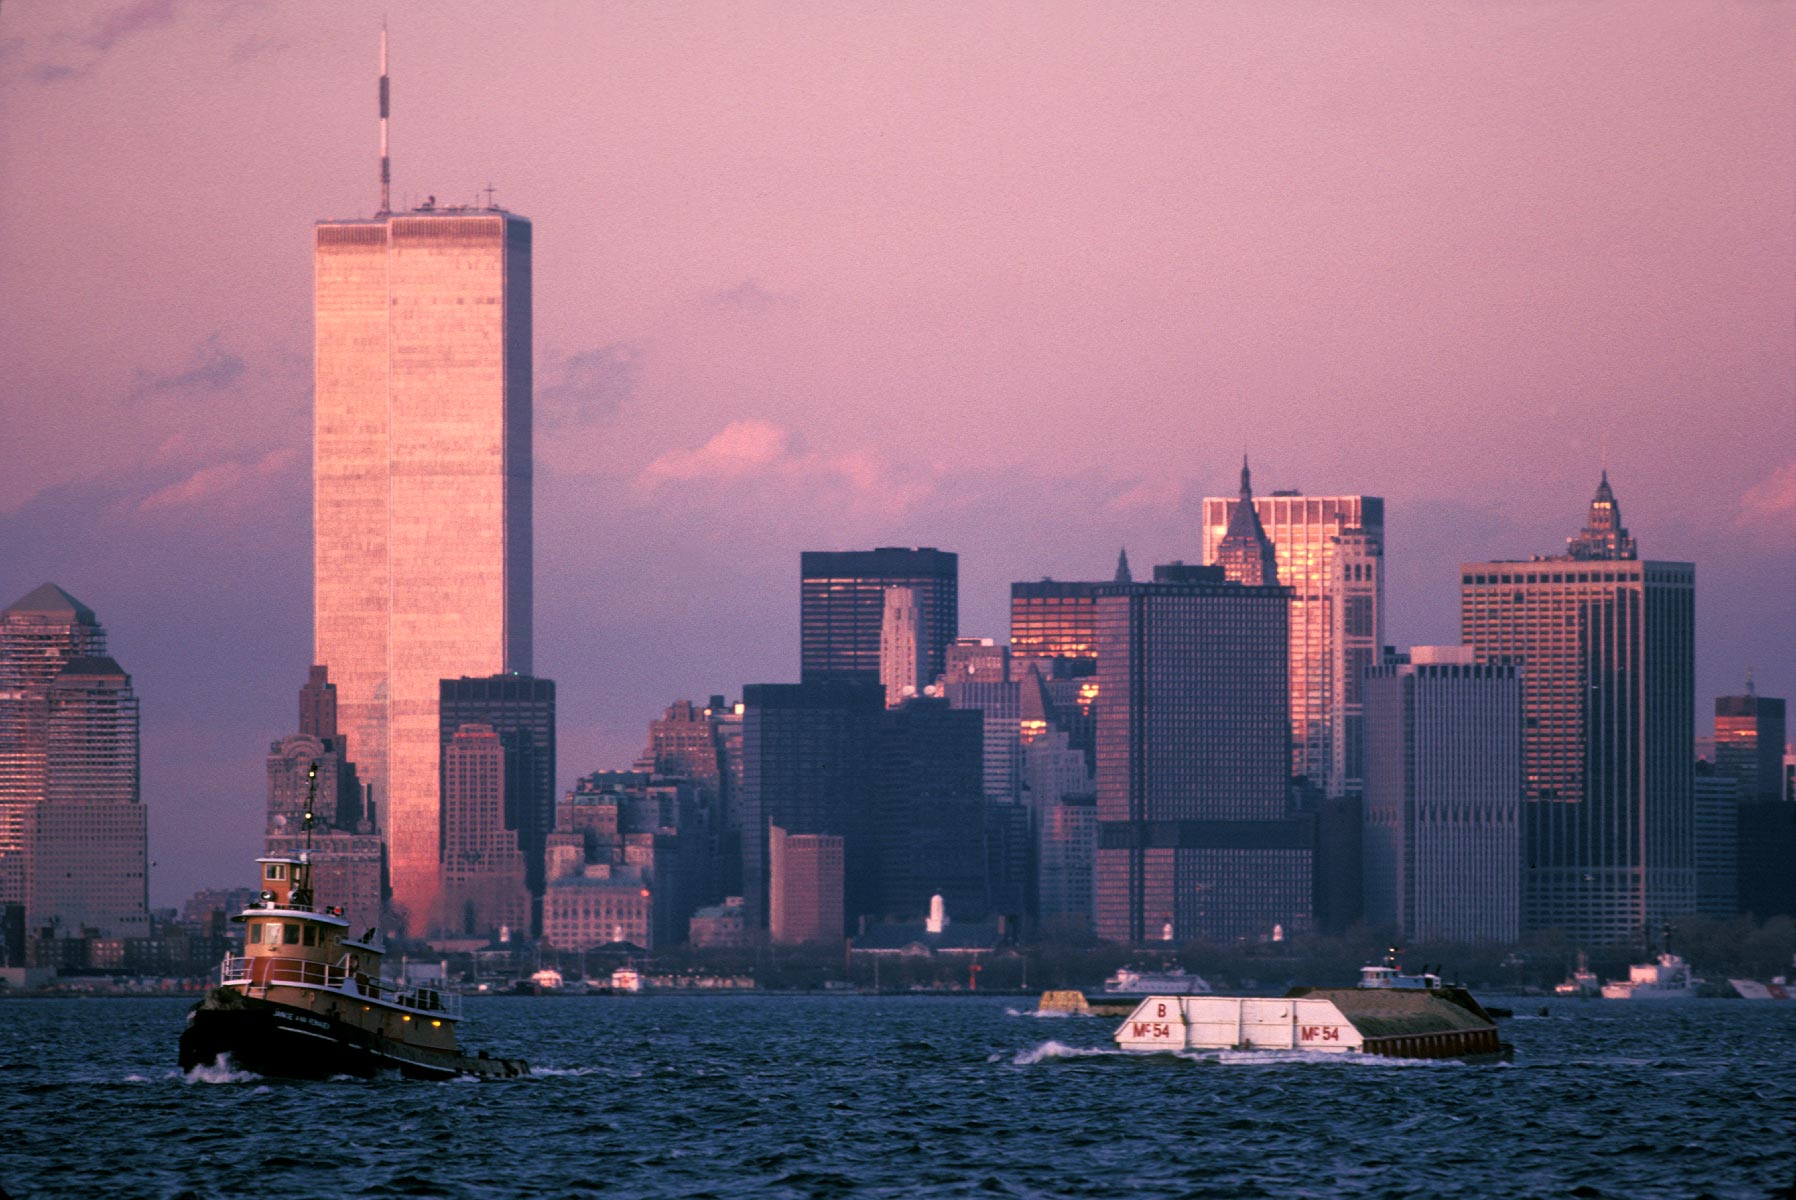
[180,772,526,1080]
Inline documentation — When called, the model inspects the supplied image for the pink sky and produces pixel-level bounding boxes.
[2,1,1791,904]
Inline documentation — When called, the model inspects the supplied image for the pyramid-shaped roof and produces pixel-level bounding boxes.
[3,583,96,623]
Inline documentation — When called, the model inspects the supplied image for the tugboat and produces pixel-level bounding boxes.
[179,769,527,1080]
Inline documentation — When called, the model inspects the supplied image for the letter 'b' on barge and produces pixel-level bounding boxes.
[1114,986,1511,1062]
[179,852,526,1080]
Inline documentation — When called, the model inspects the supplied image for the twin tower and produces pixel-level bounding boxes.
[313,203,533,926]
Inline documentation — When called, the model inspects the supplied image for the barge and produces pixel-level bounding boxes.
[1114,965,1510,1062]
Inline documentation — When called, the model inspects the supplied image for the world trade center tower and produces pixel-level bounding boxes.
[314,203,533,931]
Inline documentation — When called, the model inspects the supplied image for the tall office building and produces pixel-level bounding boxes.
[1093,563,1311,944]
[1210,458,1279,587]
[873,698,987,921]
[438,675,555,915]
[1203,476,1384,796]
[879,586,930,707]
[1460,473,1695,943]
[1713,684,1786,804]
[1010,579,1102,671]
[1692,762,1740,918]
[940,639,1022,805]
[768,826,845,946]
[1362,646,1521,943]
[314,197,534,929]
[800,548,957,687]
[0,586,146,939]
[739,681,883,931]
[439,724,530,937]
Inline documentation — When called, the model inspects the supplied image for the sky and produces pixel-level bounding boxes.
[1,1,1791,907]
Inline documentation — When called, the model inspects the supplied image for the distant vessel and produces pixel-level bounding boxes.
[1729,978,1792,1001]
[1356,958,1443,991]
[609,967,643,993]
[1115,982,1510,1062]
[1554,952,1601,998]
[1600,953,1698,1001]
[1101,966,1212,997]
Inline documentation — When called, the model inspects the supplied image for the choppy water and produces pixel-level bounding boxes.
[2,995,1792,1198]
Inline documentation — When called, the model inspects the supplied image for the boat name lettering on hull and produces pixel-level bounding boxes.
[1299,1025,1340,1042]
[1129,1021,1173,1039]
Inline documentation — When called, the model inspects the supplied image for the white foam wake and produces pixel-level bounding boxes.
[1002,1040,1128,1065]
[527,1065,605,1077]
[1003,1006,1077,1019]
[183,1055,261,1084]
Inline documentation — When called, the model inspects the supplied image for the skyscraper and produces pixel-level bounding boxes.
[1460,474,1695,944]
[439,723,530,938]
[1362,646,1521,943]
[800,548,957,687]
[1713,683,1786,804]
[1210,457,1279,587]
[314,200,533,928]
[438,674,555,915]
[879,586,930,707]
[1092,563,1311,944]
[0,586,146,940]
[1203,475,1385,796]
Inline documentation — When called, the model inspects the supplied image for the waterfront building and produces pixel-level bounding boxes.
[1460,473,1695,943]
[313,201,533,930]
[879,586,931,707]
[688,896,747,948]
[1092,562,1311,944]
[1713,683,1786,804]
[439,675,555,912]
[546,772,706,950]
[739,681,882,932]
[1362,646,1522,943]
[768,825,844,945]
[801,548,957,687]
[1203,471,1384,797]
[1692,762,1740,918]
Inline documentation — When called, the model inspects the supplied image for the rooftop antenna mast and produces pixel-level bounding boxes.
[378,22,392,215]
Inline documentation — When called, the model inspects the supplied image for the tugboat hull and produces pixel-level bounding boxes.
[180,989,527,1081]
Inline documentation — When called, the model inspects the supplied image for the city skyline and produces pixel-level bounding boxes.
[1,3,1790,905]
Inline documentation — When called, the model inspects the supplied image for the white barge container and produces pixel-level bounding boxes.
[1114,987,1510,1062]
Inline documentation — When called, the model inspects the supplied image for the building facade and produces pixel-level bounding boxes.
[1362,646,1522,943]
[313,204,533,929]
[800,548,957,687]
[1713,687,1786,804]
[438,724,530,938]
[768,825,845,945]
[879,586,930,707]
[1459,474,1695,944]
[439,674,555,912]
[1203,480,1384,797]
[1092,564,1311,944]
[1692,763,1740,919]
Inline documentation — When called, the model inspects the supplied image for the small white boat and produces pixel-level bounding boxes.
[1600,953,1697,1000]
[1102,966,1211,996]
[1729,977,1792,1001]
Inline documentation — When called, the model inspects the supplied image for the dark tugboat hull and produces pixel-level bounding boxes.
[180,989,527,1081]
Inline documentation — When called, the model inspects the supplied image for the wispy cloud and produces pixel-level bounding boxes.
[134,446,297,514]
[84,0,178,53]
[125,332,245,406]
[708,279,798,313]
[1738,461,1796,528]
[540,341,641,427]
[639,419,934,516]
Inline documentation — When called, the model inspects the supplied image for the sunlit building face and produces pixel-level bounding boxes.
[313,209,532,930]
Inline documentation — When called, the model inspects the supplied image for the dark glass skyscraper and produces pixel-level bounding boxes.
[1460,474,1695,944]
[1092,563,1311,944]
[800,548,957,687]
[740,681,883,932]
[438,675,556,914]
[1714,686,1786,804]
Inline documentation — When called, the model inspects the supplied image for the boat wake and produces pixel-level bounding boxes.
[527,1065,606,1078]
[999,1040,1129,1065]
[1003,1006,1078,1019]
[182,1055,261,1085]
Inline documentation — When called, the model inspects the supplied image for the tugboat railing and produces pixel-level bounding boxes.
[220,954,461,1018]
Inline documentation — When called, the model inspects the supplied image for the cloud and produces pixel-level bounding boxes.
[125,332,246,406]
[708,279,798,312]
[539,341,641,427]
[135,446,297,514]
[84,0,178,52]
[638,419,934,515]
[1104,475,1189,515]
[1739,461,1796,528]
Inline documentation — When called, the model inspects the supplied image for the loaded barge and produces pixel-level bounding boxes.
[180,840,526,1080]
[1113,963,1511,1063]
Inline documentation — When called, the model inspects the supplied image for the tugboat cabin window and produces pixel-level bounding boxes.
[247,923,262,944]
[283,923,300,945]
[302,925,317,947]
[265,864,287,882]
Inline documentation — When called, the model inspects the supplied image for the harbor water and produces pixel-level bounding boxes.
[3,995,1792,1198]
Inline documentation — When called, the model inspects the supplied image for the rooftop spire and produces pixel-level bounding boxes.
[1566,468,1637,561]
[1212,455,1279,587]
[378,23,391,215]
[1114,547,1132,583]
